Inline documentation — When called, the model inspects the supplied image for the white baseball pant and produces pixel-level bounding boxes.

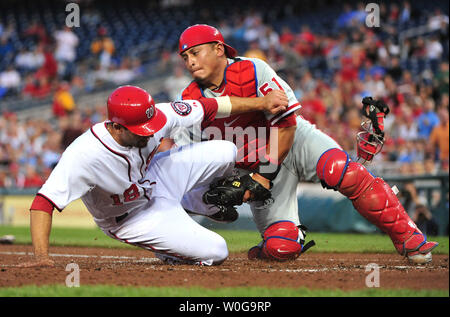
[102,140,237,265]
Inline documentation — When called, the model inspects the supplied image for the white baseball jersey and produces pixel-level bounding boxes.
[35,98,241,265]
[38,99,213,226]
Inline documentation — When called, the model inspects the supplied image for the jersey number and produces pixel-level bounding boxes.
[259,77,284,95]
[110,184,140,206]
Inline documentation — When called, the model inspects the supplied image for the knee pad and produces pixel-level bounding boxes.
[260,221,304,261]
[316,148,351,190]
[316,148,373,198]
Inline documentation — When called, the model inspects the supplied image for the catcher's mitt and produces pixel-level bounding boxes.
[203,174,272,207]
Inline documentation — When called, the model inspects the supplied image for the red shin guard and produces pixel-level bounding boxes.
[316,148,422,255]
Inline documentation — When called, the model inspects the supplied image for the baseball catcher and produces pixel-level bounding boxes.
[177,24,438,264]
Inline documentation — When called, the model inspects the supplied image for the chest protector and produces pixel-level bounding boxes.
[181,59,270,171]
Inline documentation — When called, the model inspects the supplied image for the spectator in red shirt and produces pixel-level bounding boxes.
[299,90,327,124]
[298,25,315,43]
[34,45,58,80]
[31,77,52,99]
[22,75,38,99]
[23,20,51,46]
[340,56,358,82]
[388,3,400,23]
[279,26,295,45]
[23,164,44,188]
[0,169,7,187]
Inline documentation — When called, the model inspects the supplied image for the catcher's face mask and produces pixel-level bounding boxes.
[356,121,385,163]
[356,97,390,163]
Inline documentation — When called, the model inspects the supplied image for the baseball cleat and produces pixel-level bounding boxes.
[155,253,209,266]
[248,241,266,260]
[394,232,439,264]
[247,246,262,260]
[0,235,15,245]
[185,206,238,223]
[155,253,183,265]
[407,251,432,264]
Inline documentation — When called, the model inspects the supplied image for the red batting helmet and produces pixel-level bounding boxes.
[179,24,237,57]
[107,86,167,136]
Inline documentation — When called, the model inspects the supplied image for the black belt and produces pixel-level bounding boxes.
[115,212,129,223]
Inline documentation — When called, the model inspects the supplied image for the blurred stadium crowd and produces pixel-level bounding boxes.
[0,0,449,192]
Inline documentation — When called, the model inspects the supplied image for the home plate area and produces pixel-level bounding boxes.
[0,245,448,290]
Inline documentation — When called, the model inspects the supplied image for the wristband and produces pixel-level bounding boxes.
[215,96,232,118]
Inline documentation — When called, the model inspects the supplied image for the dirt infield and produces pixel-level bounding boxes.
[0,245,448,290]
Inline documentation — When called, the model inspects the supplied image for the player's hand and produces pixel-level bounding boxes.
[243,174,271,202]
[17,256,55,268]
[262,90,288,115]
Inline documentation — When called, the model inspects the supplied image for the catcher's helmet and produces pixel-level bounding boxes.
[179,24,237,57]
[107,85,167,136]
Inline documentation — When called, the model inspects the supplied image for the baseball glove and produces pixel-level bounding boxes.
[203,174,272,207]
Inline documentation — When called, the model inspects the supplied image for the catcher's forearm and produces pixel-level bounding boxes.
[215,96,264,118]
[30,210,52,258]
[267,126,296,164]
[256,126,296,181]
[215,93,286,118]
[251,173,271,190]
[229,96,266,113]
